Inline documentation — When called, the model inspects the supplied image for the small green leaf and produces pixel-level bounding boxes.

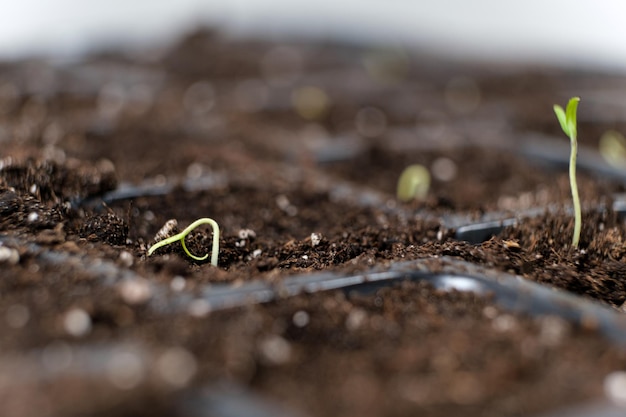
[565,97,580,139]
[553,104,568,136]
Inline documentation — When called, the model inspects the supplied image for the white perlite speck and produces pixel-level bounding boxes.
[63,308,92,337]
[276,194,298,216]
[258,335,292,365]
[106,351,144,390]
[0,246,19,265]
[119,279,152,305]
[604,371,626,406]
[346,308,368,331]
[292,310,310,327]
[310,232,322,247]
[170,276,186,292]
[118,250,134,267]
[492,314,517,332]
[156,347,198,388]
[238,228,257,239]
[188,299,211,317]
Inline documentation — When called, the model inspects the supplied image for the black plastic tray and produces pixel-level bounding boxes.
[4,233,626,417]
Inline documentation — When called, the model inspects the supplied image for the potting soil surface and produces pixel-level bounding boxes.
[2,29,626,416]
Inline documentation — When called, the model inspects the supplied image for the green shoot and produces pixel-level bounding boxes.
[147,217,220,266]
[397,164,431,202]
[553,97,581,248]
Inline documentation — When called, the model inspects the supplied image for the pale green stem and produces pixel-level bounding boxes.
[147,218,220,266]
[569,135,581,248]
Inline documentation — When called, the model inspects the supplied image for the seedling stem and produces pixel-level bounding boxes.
[553,97,581,248]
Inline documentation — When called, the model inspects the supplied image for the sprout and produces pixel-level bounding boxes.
[397,164,431,202]
[147,217,220,266]
[553,97,581,248]
[599,130,626,169]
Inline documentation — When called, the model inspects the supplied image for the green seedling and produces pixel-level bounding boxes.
[147,217,220,266]
[599,130,626,169]
[553,97,581,248]
[397,164,431,202]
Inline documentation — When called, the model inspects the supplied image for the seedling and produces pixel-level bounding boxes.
[397,164,431,202]
[147,217,220,266]
[553,97,581,248]
[599,130,626,169]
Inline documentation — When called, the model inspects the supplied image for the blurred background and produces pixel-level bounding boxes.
[3,0,626,70]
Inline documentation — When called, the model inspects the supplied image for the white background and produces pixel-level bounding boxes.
[2,0,625,70]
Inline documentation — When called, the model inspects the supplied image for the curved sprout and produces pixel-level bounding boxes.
[147,218,220,266]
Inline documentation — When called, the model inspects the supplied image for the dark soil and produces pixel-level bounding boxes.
[2,29,626,416]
